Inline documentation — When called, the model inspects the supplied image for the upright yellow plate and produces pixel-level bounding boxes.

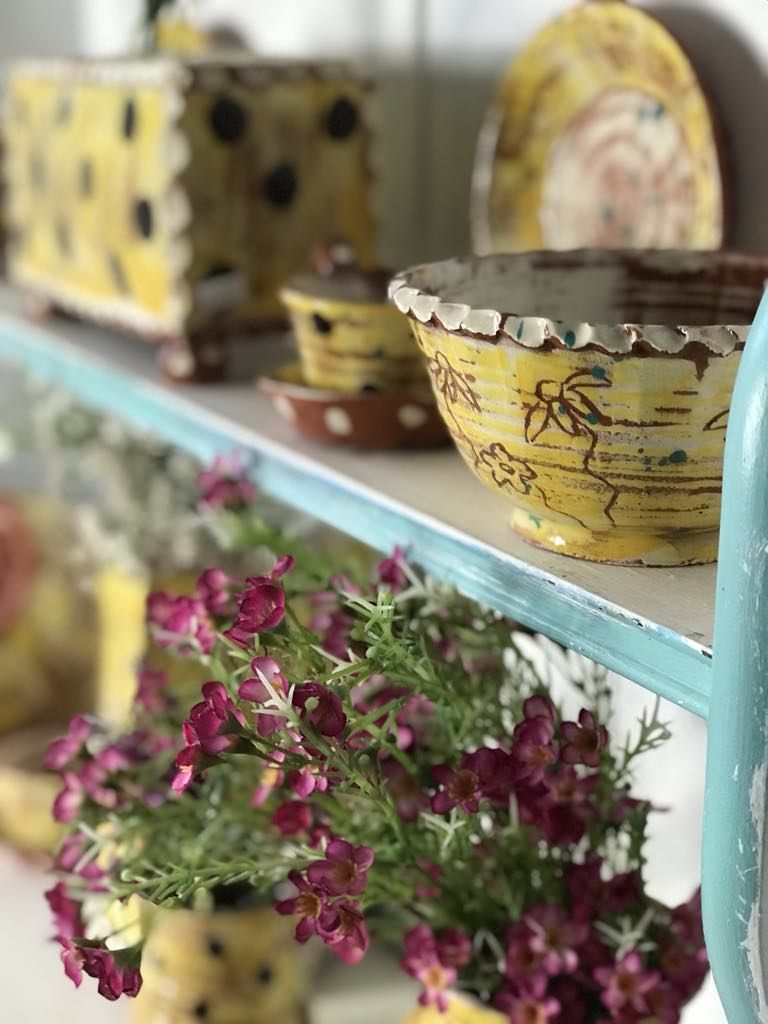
[471,0,726,252]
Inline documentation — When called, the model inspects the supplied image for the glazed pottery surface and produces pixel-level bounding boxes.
[259,361,448,449]
[402,995,505,1023]
[471,0,725,253]
[131,904,307,1024]
[5,58,375,380]
[391,250,768,565]
[281,268,426,392]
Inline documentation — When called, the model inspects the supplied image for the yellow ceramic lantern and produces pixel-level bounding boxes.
[131,903,308,1024]
[281,266,426,393]
[4,57,376,380]
[391,250,768,566]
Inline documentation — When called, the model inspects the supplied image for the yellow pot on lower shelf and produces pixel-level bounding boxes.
[402,995,505,1023]
[130,904,308,1024]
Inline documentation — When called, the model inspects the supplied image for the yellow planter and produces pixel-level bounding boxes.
[281,269,426,393]
[402,995,505,1024]
[5,58,375,380]
[392,250,768,565]
[130,904,308,1024]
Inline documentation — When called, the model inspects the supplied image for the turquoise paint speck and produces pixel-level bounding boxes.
[659,457,669,467]
[669,449,688,464]
[653,102,665,118]
[372,346,385,358]
[516,322,524,340]
[529,514,542,529]
[564,330,576,348]
[591,366,606,380]
[638,448,645,454]
[586,412,599,425]
[558,404,567,415]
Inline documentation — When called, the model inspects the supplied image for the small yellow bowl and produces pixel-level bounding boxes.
[280,268,426,393]
[391,250,768,566]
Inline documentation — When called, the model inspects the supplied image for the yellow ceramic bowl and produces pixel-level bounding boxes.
[391,250,768,566]
[280,268,426,393]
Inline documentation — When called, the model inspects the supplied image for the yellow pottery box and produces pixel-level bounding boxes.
[391,250,768,566]
[131,903,307,1024]
[4,57,376,380]
[281,266,426,393]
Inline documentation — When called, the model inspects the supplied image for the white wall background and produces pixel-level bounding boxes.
[2,2,766,1021]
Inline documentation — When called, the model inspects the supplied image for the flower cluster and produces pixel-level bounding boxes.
[44,461,706,1021]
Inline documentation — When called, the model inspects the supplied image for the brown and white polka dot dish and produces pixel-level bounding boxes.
[258,362,449,449]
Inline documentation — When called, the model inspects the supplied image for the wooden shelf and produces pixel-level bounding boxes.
[0,291,714,718]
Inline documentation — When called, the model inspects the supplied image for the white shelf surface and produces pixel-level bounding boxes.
[0,292,715,718]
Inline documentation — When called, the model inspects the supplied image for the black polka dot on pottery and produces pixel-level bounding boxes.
[207,937,225,957]
[361,383,380,394]
[256,964,273,985]
[193,1002,209,1019]
[312,313,332,334]
[122,98,137,139]
[210,95,248,143]
[80,160,93,197]
[134,198,153,239]
[55,220,71,258]
[263,164,297,207]
[326,97,359,139]
[108,252,129,293]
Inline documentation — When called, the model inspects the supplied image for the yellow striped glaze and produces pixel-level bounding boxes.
[281,285,426,392]
[410,321,737,565]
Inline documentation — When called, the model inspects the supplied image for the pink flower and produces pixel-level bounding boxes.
[670,889,705,946]
[81,947,142,1001]
[275,870,337,943]
[238,656,289,736]
[494,987,560,1024]
[292,682,347,738]
[512,717,557,783]
[383,759,428,822]
[644,982,684,1024]
[605,871,641,913]
[197,452,256,511]
[435,928,471,968]
[524,905,588,975]
[504,924,549,995]
[224,558,293,646]
[134,668,171,715]
[272,800,312,836]
[431,747,517,814]
[564,856,605,919]
[523,695,557,723]
[320,899,370,963]
[172,682,245,792]
[45,882,83,941]
[560,710,608,767]
[595,951,660,1014]
[376,546,408,594]
[307,839,374,896]
[659,943,709,1000]
[146,592,214,655]
[401,925,456,1014]
[52,762,118,823]
[195,568,233,616]
[55,834,105,888]
[44,716,92,771]
[288,766,328,798]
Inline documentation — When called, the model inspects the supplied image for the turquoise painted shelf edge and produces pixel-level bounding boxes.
[0,313,711,717]
[703,286,768,1021]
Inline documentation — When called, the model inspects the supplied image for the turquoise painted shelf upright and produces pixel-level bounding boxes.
[0,283,764,1019]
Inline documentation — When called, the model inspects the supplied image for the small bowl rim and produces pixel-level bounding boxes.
[389,248,768,356]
